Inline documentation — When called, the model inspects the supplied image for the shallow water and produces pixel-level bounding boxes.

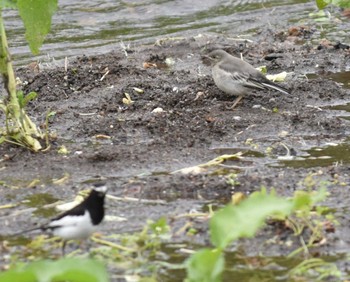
[2,0,333,65]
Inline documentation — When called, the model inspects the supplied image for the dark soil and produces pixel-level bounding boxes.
[1,29,350,278]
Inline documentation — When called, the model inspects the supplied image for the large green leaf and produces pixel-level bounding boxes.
[0,258,109,282]
[17,0,57,54]
[185,248,224,282]
[210,190,294,249]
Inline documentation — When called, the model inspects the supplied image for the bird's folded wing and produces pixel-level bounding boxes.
[52,202,85,221]
[229,72,265,90]
[48,211,89,229]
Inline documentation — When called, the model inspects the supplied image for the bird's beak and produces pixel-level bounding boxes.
[203,55,214,61]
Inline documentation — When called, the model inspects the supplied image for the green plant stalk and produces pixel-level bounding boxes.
[0,10,42,151]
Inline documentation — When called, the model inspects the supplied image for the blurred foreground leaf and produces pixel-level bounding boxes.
[210,190,294,249]
[333,0,350,7]
[315,0,350,9]
[316,0,330,9]
[185,248,224,282]
[0,258,109,282]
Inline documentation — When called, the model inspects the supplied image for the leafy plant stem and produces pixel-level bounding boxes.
[0,10,42,151]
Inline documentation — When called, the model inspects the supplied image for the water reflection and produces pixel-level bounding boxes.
[3,0,315,65]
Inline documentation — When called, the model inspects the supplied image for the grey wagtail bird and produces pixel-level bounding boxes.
[15,183,108,255]
[206,49,290,109]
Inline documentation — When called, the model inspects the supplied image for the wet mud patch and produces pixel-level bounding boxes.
[1,29,350,278]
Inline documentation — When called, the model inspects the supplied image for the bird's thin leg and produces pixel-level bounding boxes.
[227,95,243,110]
[84,239,93,256]
[77,239,91,254]
[61,240,67,256]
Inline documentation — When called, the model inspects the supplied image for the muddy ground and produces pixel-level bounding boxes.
[1,28,350,279]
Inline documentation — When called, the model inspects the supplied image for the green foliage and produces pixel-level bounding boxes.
[285,176,337,253]
[17,0,57,54]
[16,91,37,108]
[316,0,350,9]
[149,216,170,236]
[186,189,295,282]
[0,258,109,282]
[185,249,224,282]
[0,0,56,150]
[316,0,329,10]
[210,189,294,249]
[225,173,239,187]
[89,217,173,280]
[291,187,328,211]
[186,182,338,282]
[287,188,337,256]
[2,181,340,282]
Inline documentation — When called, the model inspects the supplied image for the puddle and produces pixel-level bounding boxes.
[328,102,350,113]
[272,70,350,169]
[211,143,348,170]
[223,254,345,282]
[2,236,31,247]
[307,71,350,89]
[157,243,346,281]
[276,141,350,168]
[211,147,265,158]
[23,193,59,218]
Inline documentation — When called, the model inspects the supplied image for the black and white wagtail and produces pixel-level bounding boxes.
[206,49,290,109]
[15,183,108,254]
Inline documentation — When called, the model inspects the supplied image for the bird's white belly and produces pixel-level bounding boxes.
[50,211,95,240]
[212,68,247,97]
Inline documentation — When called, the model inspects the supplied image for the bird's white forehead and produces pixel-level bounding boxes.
[94,185,108,193]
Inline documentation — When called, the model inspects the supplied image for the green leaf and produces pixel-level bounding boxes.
[16,90,37,108]
[23,91,37,107]
[256,65,267,75]
[0,258,109,282]
[185,248,224,282]
[17,0,57,55]
[315,0,350,9]
[315,0,330,9]
[47,111,56,118]
[333,0,350,8]
[0,0,17,9]
[292,187,328,210]
[210,190,294,249]
[149,217,170,235]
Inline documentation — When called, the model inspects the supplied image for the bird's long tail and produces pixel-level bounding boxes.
[262,80,290,95]
[12,226,47,236]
